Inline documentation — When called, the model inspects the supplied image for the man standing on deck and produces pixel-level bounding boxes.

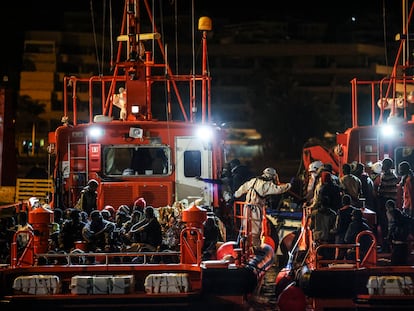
[75,179,99,216]
[234,167,291,249]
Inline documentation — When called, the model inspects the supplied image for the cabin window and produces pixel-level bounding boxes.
[103,145,169,176]
[183,150,201,177]
[395,146,414,170]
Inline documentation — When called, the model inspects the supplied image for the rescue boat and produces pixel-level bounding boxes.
[276,1,414,310]
[0,1,274,309]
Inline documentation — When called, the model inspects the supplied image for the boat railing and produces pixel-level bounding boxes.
[233,201,259,257]
[9,223,205,268]
[11,229,35,268]
[350,1,414,128]
[351,76,414,128]
[34,250,181,266]
[315,230,377,269]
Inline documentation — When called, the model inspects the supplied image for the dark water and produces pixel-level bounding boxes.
[247,264,279,311]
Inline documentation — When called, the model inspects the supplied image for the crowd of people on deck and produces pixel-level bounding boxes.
[302,158,414,265]
[1,157,414,266]
[0,196,186,264]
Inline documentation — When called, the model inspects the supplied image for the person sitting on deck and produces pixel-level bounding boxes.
[58,208,86,253]
[330,194,355,260]
[127,206,162,252]
[344,208,372,261]
[82,210,116,253]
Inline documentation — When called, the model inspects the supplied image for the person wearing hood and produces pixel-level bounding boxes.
[304,160,323,205]
[234,167,292,248]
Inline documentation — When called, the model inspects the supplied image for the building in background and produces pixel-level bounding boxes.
[17,10,390,175]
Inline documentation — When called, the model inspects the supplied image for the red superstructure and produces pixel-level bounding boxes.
[48,1,223,211]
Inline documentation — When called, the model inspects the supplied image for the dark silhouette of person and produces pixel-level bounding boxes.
[353,162,376,211]
[398,161,414,218]
[377,158,400,252]
[386,199,414,265]
[129,206,162,251]
[344,208,371,261]
[229,158,253,194]
[76,179,99,216]
[340,163,362,207]
[82,210,116,252]
[58,208,86,252]
[330,194,355,259]
[310,171,342,213]
[202,213,222,260]
[310,195,337,260]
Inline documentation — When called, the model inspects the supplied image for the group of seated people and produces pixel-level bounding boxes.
[0,198,224,265]
[54,202,185,263]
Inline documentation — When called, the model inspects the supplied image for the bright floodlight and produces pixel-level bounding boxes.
[88,126,104,138]
[196,125,214,141]
[131,105,139,113]
[380,124,396,138]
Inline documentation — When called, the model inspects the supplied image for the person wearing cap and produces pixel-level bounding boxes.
[15,211,34,258]
[319,163,340,186]
[75,179,99,216]
[370,161,382,185]
[103,205,116,221]
[234,167,292,248]
[115,205,131,227]
[133,197,146,212]
[131,197,146,222]
[304,160,323,205]
[369,160,382,212]
[308,170,342,213]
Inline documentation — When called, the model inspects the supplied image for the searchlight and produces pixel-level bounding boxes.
[196,125,214,141]
[88,126,104,139]
[380,124,396,138]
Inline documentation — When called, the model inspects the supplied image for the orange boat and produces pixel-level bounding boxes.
[276,1,414,310]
